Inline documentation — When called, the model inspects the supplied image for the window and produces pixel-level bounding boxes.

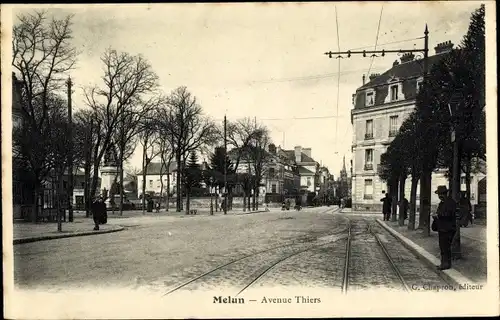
[389,115,399,136]
[307,177,312,186]
[272,184,277,193]
[364,149,373,170]
[149,180,153,188]
[268,168,275,178]
[461,177,466,185]
[390,85,398,101]
[366,92,374,106]
[365,120,373,139]
[364,179,373,199]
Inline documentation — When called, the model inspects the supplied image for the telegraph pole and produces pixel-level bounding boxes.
[325,24,429,78]
[67,77,74,222]
[223,115,228,214]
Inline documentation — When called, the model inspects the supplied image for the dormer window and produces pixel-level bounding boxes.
[390,85,399,101]
[366,91,374,106]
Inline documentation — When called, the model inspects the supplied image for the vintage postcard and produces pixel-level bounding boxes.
[2,2,498,318]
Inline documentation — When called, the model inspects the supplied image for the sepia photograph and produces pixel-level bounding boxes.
[1,1,498,318]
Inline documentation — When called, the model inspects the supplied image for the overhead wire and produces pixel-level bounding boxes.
[367,5,385,77]
[349,36,423,51]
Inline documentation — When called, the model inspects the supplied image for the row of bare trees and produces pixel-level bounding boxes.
[13,10,276,220]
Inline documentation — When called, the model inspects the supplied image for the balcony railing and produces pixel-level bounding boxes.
[364,163,373,171]
[389,130,398,137]
[364,133,374,140]
[363,194,373,200]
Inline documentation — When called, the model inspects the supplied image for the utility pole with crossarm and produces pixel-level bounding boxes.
[324,24,429,82]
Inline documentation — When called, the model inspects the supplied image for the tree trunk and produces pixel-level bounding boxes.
[465,155,471,200]
[215,189,219,212]
[142,141,147,215]
[185,186,190,215]
[57,172,63,232]
[32,182,41,222]
[419,170,432,236]
[408,174,419,230]
[166,172,170,211]
[84,161,91,217]
[255,188,259,211]
[119,151,124,216]
[252,189,256,211]
[159,168,164,208]
[243,191,247,212]
[390,178,398,222]
[398,174,406,226]
[176,153,182,212]
[90,163,100,204]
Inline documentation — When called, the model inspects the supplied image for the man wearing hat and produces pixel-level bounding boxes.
[432,185,457,270]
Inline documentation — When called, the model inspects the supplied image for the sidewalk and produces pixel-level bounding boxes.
[378,218,487,284]
[13,219,124,245]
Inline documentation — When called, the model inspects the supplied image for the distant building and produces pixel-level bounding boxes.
[350,40,485,211]
[136,162,178,198]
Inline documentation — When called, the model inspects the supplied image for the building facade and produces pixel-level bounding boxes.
[136,162,178,198]
[350,40,486,211]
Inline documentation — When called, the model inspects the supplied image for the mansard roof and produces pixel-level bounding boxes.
[354,53,449,110]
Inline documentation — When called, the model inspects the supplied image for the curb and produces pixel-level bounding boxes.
[13,225,125,245]
[376,219,473,287]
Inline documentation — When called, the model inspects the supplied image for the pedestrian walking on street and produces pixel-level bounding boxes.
[459,192,473,227]
[91,195,105,231]
[432,185,457,271]
[380,191,392,221]
[400,197,409,220]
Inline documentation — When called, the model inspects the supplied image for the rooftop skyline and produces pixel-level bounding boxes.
[6,2,482,177]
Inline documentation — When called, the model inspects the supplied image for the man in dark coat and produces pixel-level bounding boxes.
[380,191,392,221]
[432,185,457,270]
[400,197,409,220]
[91,196,102,231]
[91,195,107,230]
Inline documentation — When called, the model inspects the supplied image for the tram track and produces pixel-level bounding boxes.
[163,209,348,297]
[342,218,451,293]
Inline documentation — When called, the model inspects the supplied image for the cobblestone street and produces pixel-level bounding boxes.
[15,206,452,295]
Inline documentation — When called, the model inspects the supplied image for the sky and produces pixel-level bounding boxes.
[9,2,482,178]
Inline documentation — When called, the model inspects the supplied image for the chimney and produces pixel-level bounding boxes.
[369,73,380,81]
[434,40,454,55]
[400,52,415,63]
[294,146,302,163]
[393,60,400,67]
[362,74,366,85]
[303,148,312,159]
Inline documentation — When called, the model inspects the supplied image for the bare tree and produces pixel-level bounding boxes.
[113,96,161,215]
[247,125,272,211]
[155,86,217,212]
[73,109,102,216]
[83,48,159,200]
[138,123,161,214]
[12,10,78,221]
[224,117,261,211]
[157,136,174,210]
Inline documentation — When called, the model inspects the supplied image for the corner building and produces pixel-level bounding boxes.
[350,41,484,212]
